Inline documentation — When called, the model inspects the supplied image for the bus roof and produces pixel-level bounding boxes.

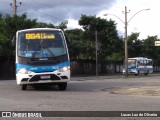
[128,57,152,60]
[17,28,62,33]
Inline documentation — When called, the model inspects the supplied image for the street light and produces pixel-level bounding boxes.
[104,6,150,77]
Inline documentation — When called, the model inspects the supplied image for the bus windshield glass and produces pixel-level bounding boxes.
[128,59,136,68]
[17,31,67,58]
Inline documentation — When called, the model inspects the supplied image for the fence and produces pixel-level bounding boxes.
[71,59,123,75]
[0,58,160,79]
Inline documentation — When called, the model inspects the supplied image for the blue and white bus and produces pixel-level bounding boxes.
[123,57,153,75]
[14,28,70,90]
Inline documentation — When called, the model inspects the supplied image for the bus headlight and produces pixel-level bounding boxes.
[59,66,70,72]
[18,68,31,74]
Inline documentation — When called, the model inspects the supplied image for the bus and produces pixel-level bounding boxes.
[14,28,70,90]
[123,57,153,75]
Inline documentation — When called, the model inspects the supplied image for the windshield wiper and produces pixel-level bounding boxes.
[46,48,55,57]
[46,48,60,63]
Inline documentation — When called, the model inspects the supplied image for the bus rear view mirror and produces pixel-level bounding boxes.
[12,36,16,46]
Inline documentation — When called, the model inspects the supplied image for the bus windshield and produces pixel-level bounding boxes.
[128,59,136,68]
[17,31,67,58]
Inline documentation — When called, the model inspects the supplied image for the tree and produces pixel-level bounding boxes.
[128,32,144,57]
[58,20,68,30]
[35,22,55,28]
[65,29,85,59]
[78,15,123,61]
[143,36,160,64]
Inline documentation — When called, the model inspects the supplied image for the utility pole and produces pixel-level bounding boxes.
[95,30,98,76]
[124,6,129,77]
[10,0,22,15]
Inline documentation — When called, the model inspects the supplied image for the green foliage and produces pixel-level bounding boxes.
[65,29,84,59]
[143,36,160,64]
[0,34,10,56]
[107,52,124,61]
[58,20,68,30]
[128,32,144,57]
[78,15,123,61]
[127,33,160,64]
[35,22,55,28]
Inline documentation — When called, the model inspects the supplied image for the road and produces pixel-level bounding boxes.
[0,74,160,120]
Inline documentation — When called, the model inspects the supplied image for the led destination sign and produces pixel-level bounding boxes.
[128,59,136,62]
[25,33,55,40]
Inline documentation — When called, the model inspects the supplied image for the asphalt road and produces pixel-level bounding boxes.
[0,74,160,120]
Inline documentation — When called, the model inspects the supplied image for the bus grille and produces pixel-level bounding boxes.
[29,74,61,82]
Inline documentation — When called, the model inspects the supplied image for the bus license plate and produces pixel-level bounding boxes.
[40,75,50,79]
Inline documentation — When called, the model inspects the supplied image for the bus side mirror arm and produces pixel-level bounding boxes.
[12,36,16,46]
[64,34,70,45]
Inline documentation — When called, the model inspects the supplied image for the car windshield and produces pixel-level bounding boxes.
[17,30,67,58]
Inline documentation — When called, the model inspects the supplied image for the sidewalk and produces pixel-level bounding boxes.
[71,73,160,81]
[71,73,124,81]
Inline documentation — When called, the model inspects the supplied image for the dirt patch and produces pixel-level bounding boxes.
[107,86,160,96]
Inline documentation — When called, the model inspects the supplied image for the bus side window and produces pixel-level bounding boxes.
[146,60,149,66]
[144,60,147,66]
[148,60,153,66]
[137,61,140,67]
[140,60,143,66]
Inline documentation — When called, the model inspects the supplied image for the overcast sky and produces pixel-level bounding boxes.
[0,0,116,24]
[0,0,160,39]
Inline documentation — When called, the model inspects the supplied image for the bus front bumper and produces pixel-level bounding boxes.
[16,71,70,85]
[123,69,138,75]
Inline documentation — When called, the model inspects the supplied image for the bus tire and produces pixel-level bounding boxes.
[58,82,67,91]
[22,85,27,90]
[135,71,139,76]
[145,71,149,75]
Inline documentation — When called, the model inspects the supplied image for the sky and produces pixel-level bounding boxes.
[0,0,159,39]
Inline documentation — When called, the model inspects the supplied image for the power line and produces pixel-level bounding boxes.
[19,0,65,21]
[81,0,106,8]
[0,0,114,24]
[0,0,65,23]
[0,1,12,14]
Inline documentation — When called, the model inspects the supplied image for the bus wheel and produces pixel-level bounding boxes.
[22,85,27,90]
[145,71,149,75]
[58,82,67,91]
[135,71,139,76]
